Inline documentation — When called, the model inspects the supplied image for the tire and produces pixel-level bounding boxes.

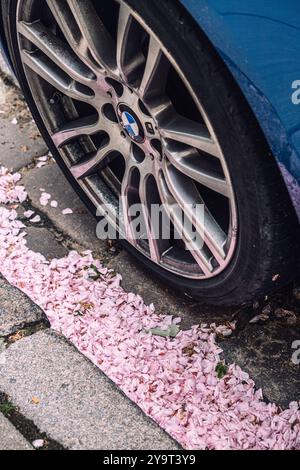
[3,0,299,306]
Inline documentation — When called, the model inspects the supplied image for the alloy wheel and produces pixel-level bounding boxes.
[16,0,238,279]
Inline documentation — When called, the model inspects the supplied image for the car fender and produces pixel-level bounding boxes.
[180,0,300,219]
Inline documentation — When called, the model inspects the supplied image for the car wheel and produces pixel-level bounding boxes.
[3,0,299,305]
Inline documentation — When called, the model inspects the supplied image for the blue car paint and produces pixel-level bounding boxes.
[180,0,300,219]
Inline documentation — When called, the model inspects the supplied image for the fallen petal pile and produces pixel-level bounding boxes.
[0,167,27,204]
[0,168,299,450]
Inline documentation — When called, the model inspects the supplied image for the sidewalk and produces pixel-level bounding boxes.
[0,275,178,450]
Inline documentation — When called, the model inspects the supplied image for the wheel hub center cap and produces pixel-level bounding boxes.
[117,104,145,143]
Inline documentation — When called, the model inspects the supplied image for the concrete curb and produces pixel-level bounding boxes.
[0,330,179,450]
[0,275,50,337]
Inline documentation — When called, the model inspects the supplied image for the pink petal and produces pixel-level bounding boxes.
[24,210,35,219]
[30,215,41,223]
[62,208,73,215]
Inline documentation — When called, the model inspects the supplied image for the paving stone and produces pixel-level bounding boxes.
[0,330,179,450]
[22,164,110,258]
[0,275,49,337]
[0,413,33,450]
[24,227,68,260]
[0,83,48,172]
[0,119,48,172]
[0,76,48,172]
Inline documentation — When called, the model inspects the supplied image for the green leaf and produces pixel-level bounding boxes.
[215,362,228,380]
[88,264,103,281]
[147,324,180,338]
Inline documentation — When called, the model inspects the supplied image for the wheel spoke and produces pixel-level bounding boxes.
[21,49,94,103]
[70,119,131,179]
[160,116,221,158]
[46,0,116,72]
[52,115,101,147]
[116,2,145,83]
[116,3,132,78]
[18,20,95,86]
[165,146,231,197]
[70,145,112,179]
[66,0,116,71]
[45,0,95,71]
[139,175,166,263]
[120,164,139,248]
[163,164,227,264]
[157,171,214,275]
[138,36,169,101]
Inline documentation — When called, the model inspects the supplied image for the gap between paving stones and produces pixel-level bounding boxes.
[0,392,65,450]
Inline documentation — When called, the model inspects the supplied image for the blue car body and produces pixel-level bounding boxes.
[180,0,300,220]
[1,0,300,219]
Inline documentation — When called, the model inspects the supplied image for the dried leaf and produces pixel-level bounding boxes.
[275,308,297,325]
[249,314,269,324]
[31,396,40,405]
[182,344,196,357]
